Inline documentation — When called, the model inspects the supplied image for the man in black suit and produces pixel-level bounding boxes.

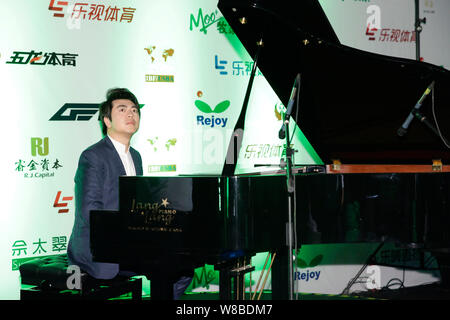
[67,88,192,299]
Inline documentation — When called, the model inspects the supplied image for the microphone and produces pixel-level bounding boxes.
[397,81,435,137]
[279,74,300,139]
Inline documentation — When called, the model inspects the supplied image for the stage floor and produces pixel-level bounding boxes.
[112,282,450,300]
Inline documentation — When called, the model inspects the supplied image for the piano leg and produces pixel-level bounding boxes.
[431,248,450,288]
[149,272,174,300]
[219,269,232,300]
[140,254,195,300]
[216,260,234,300]
[271,248,290,300]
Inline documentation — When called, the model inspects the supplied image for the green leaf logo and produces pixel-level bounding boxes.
[194,100,213,113]
[213,100,230,113]
[297,258,308,268]
[296,254,323,268]
[195,100,230,114]
[309,255,323,267]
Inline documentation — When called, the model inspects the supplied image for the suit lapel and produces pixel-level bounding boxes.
[103,136,127,176]
[130,148,143,175]
[104,136,142,176]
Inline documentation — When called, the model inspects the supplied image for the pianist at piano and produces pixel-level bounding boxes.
[88,0,450,300]
[66,88,193,300]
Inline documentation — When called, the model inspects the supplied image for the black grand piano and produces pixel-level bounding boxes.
[90,0,450,300]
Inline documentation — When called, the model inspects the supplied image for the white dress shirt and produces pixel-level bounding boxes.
[107,135,136,176]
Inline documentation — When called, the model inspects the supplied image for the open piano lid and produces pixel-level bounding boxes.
[218,0,450,165]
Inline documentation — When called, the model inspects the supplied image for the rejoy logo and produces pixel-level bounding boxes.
[31,137,49,156]
[195,91,230,128]
[295,254,323,282]
[49,103,98,121]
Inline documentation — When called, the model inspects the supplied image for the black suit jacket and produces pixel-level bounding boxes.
[67,136,143,279]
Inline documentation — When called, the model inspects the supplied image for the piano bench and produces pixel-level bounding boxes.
[19,254,142,300]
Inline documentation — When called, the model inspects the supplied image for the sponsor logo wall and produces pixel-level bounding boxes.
[0,0,447,299]
[319,0,449,69]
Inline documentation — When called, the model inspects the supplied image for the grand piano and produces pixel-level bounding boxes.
[90,0,450,300]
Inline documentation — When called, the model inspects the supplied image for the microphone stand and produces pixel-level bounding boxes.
[279,74,300,300]
[283,111,296,301]
[414,0,426,62]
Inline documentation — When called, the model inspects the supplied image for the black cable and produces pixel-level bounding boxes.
[383,277,405,290]
[431,84,450,148]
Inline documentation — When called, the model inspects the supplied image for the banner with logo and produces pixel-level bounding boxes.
[320,0,449,69]
[0,0,447,299]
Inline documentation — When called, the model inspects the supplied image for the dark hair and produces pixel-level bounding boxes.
[99,88,140,135]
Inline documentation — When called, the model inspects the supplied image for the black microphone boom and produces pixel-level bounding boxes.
[279,74,300,139]
[397,80,435,137]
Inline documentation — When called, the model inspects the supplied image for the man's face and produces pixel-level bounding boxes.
[104,99,140,138]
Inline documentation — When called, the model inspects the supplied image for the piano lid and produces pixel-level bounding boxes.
[218,0,450,165]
